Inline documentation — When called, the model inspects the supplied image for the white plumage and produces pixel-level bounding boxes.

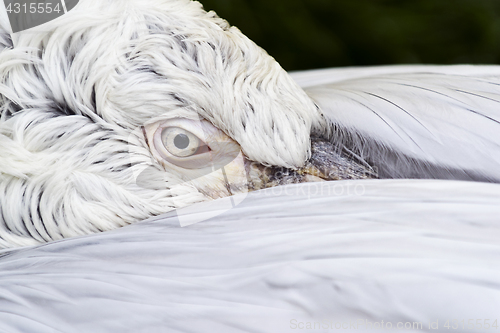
[1,180,500,332]
[0,0,322,247]
[0,0,500,332]
[292,66,500,181]
[1,0,500,247]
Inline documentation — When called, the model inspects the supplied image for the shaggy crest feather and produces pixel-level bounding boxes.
[2,0,500,249]
[0,0,322,247]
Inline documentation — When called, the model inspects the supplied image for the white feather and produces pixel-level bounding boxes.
[0,180,499,332]
[0,0,323,247]
[291,66,500,181]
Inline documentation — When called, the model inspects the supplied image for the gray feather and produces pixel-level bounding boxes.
[0,180,499,332]
[291,66,500,181]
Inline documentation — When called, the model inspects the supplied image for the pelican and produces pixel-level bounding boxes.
[0,0,500,331]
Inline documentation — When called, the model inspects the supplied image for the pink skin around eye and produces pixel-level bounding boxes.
[194,143,211,155]
[152,125,215,170]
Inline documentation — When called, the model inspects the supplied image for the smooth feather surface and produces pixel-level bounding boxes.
[291,66,500,181]
[1,2,500,331]
[0,180,499,332]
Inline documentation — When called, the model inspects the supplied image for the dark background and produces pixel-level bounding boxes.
[199,0,500,71]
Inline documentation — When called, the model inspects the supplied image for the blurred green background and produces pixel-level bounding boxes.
[199,0,500,71]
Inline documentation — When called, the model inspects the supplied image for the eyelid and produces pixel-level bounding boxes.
[193,141,211,155]
[146,119,215,170]
[161,127,203,157]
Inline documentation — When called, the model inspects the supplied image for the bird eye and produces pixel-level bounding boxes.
[145,119,215,170]
[161,127,209,157]
[144,118,241,172]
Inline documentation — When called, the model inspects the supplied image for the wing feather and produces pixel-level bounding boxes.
[291,67,500,181]
[0,180,500,332]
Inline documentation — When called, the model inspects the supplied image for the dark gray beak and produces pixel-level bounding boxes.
[245,136,377,190]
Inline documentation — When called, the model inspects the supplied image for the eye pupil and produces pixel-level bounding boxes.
[174,134,190,149]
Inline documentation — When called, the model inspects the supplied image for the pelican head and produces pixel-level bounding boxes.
[0,0,376,248]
